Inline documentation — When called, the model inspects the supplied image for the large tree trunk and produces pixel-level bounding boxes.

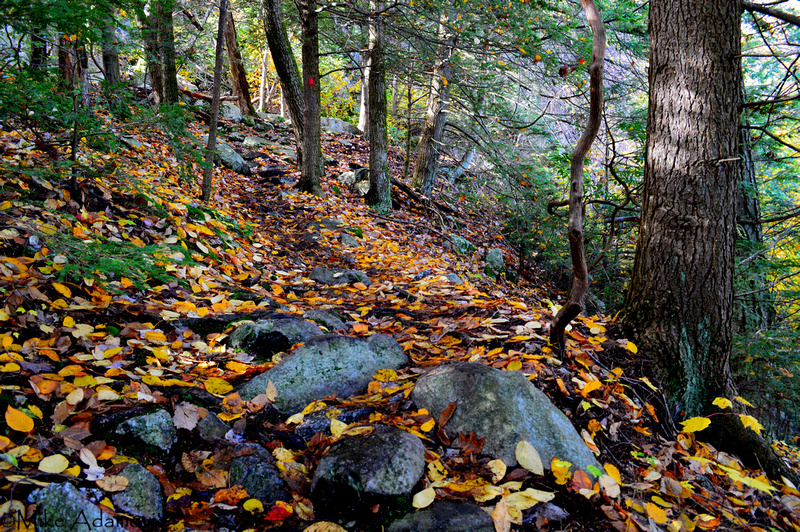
[411,15,454,197]
[621,0,792,480]
[101,24,122,86]
[297,0,324,196]
[262,0,305,167]
[159,0,180,104]
[136,1,164,106]
[202,0,228,202]
[364,2,391,212]
[225,11,256,116]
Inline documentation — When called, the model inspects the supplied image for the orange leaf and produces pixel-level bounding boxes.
[352,323,368,333]
[6,405,34,432]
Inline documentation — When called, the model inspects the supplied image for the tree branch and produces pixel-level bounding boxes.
[743,1,800,28]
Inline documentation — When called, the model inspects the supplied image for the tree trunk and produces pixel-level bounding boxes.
[262,0,305,167]
[135,1,164,106]
[29,32,47,73]
[621,0,792,481]
[259,49,270,112]
[549,0,605,355]
[358,46,371,139]
[158,0,180,104]
[225,10,256,116]
[58,36,74,90]
[411,15,454,197]
[202,0,228,202]
[297,0,324,196]
[101,24,122,86]
[365,2,391,212]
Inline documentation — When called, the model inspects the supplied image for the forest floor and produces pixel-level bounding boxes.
[0,105,799,532]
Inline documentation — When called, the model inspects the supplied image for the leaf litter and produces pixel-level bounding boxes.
[0,110,798,532]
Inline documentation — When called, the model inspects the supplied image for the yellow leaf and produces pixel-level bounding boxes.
[551,458,572,485]
[38,454,70,473]
[243,499,263,513]
[646,501,668,524]
[738,414,763,435]
[505,488,555,510]
[204,377,234,395]
[52,282,71,298]
[581,380,602,396]
[420,418,435,432]
[712,397,732,410]
[373,369,398,382]
[28,405,43,419]
[487,459,507,482]
[680,417,710,433]
[63,316,75,327]
[303,523,349,532]
[604,463,622,485]
[330,418,347,439]
[6,405,34,432]
[506,360,522,371]
[640,377,658,391]
[352,323,368,333]
[735,396,754,407]
[515,440,543,475]
[625,341,638,354]
[412,487,435,508]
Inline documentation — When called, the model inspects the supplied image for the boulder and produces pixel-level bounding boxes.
[442,273,464,285]
[116,409,176,453]
[198,412,232,441]
[320,116,362,136]
[295,406,373,442]
[311,424,425,512]
[227,317,324,360]
[241,137,296,162]
[387,501,495,532]
[229,443,291,505]
[221,101,243,122]
[340,232,361,248]
[310,266,371,286]
[303,309,346,332]
[485,248,505,277]
[450,235,476,255]
[237,334,409,413]
[202,135,250,175]
[412,363,601,476]
[30,483,127,532]
[112,464,163,521]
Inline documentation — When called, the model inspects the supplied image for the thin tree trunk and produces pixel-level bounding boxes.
[621,0,793,481]
[411,15,454,197]
[549,0,605,355]
[58,36,74,90]
[365,2,391,212]
[259,49,269,112]
[159,0,180,104]
[358,45,371,139]
[262,0,305,166]
[202,0,228,202]
[30,32,47,73]
[390,73,400,119]
[298,0,324,196]
[136,0,164,106]
[225,10,256,116]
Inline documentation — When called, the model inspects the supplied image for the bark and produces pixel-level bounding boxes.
[29,32,47,73]
[411,15,454,197]
[358,46,371,139]
[262,0,305,166]
[202,0,228,202]
[298,0,324,196]
[364,3,391,212]
[159,0,180,104]
[621,0,792,480]
[225,11,256,116]
[57,36,74,90]
[259,49,270,112]
[101,24,122,86]
[135,0,164,106]
[549,0,605,355]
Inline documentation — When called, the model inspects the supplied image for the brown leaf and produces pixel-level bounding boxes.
[438,401,457,428]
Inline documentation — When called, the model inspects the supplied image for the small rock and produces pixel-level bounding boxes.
[320,116,362,136]
[485,248,505,277]
[311,425,425,518]
[310,267,371,286]
[229,443,291,505]
[237,334,409,413]
[442,273,464,284]
[202,135,250,175]
[340,232,361,248]
[198,412,232,441]
[387,501,495,532]
[116,410,176,452]
[221,101,243,122]
[450,235,476,255]
[112,464,164,521]
[529,502,570,523]
[30,483,127,532]
[303,310,346,332]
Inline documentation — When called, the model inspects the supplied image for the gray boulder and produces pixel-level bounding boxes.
[320,116,362,136]
[442,273,464,284]
[221,101,243,122]
[30,483,127,532]
[311,424,425,499]
[116,410,176,452]
[112,464,163,521]
[228,317,324,360]
[202,135,250,175]
[485,248,505,277]
[387,501,495,532]
[412,363,601,476]
[241,138,296,162]
[450,235,476,255]
[237,334,409,413]
[230,443,291,505]
[242,136,272,149]
[310,267,371,286]
[341,232,361,248]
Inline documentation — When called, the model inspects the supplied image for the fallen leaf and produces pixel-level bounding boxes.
[412,487,435,508]
[38,454,69,473]
[515,440,543,475]
[5,406,34,433]
[680,417,710,433]
[646,501,668,524]
[487,459,507,483]
[96,475,129,492]
[243,499,263,513]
